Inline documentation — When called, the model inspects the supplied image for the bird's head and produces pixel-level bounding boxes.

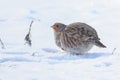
[51,23,66,32]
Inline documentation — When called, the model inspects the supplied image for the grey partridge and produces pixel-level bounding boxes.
[51,22,106,54]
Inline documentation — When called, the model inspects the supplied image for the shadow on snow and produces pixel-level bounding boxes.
[0,57,35,63]
[48,53,111,61]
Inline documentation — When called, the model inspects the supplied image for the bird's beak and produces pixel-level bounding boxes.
[51,25,54,28]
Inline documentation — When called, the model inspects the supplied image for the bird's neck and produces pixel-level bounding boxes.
[59,26,66,32]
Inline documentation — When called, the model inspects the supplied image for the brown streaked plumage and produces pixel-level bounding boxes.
[51,22,106,54]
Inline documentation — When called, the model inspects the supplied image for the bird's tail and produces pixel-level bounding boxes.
[95,40,106,48]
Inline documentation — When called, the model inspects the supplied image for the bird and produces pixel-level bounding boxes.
[51,22,106,55]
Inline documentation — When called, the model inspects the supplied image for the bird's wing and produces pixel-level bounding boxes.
[64,27,87,41]
[68,23,99,37]
[65,23,100,41]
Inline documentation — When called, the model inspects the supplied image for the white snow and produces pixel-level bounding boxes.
[0,0,120,80]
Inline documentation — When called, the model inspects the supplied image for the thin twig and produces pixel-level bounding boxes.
[24,20,34,46]
[29,20,34,34]
[112,48,116,54]
[0,38,5,49]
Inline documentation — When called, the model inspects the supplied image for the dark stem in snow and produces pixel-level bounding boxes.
[24,20,34,46]
[112,48,116,54]
[0,38,5,49]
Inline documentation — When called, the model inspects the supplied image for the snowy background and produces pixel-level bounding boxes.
[0,0,120,80]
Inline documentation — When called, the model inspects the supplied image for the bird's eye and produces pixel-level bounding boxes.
[56,24,59,28]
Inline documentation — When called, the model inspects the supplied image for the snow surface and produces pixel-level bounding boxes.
[0,0,120,80]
